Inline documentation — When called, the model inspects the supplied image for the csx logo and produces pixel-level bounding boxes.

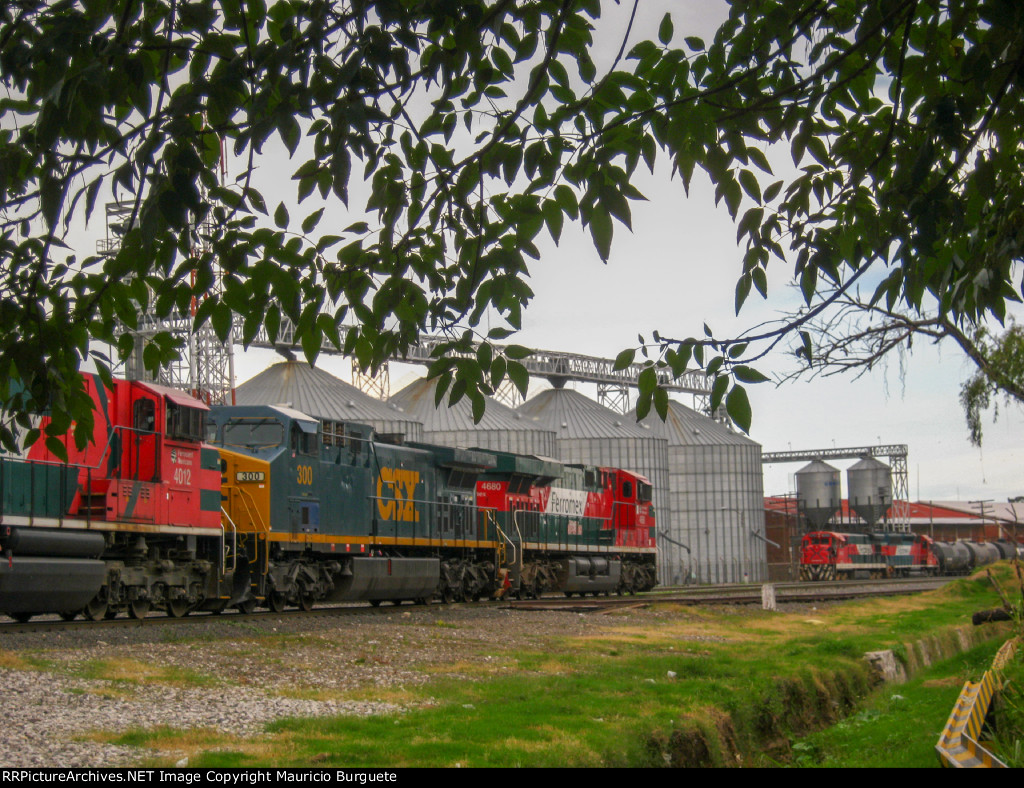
[377,468,420,522]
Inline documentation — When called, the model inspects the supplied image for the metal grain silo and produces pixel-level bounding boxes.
[388,376,557,456]
[235,361,424,442]
[847,457,892,529]
[517,387,669,562]
[634,399,766,586]
[795,460,842,531]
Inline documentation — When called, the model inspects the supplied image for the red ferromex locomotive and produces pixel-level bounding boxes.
[797,530,1017,581]
[1,374,227,620]
[473,449,657,597]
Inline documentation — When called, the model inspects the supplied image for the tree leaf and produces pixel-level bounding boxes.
[613,348,636,371]
[274,202,289,230]
[726,384,752,432]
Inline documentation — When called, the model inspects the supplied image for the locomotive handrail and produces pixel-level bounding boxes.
[220,507,238,578]
[492,513,518,568]
[15,423,158,474]
[232,484,271,580]
[233,485,270,535]
[511,508,539,550]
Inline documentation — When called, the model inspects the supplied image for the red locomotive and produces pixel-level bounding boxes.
[2,375,233,620]
[474,451,657,596]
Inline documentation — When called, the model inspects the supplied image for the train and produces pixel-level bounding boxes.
[799,530,1021,581]
[0,375,657,621]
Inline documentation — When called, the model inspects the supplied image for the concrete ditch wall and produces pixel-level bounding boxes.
[863,622,1013,685]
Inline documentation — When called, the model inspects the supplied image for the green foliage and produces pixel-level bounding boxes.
[793,639,1004,768]
[994,645,1024,767]
[3,1,1024,442]
[960,320,1024,445]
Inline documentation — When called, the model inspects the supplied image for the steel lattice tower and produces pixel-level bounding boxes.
[102,201,236,405]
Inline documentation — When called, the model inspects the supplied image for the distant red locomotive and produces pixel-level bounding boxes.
[799,531,998,580]
[799,531,887,581]
[874,533,940,577]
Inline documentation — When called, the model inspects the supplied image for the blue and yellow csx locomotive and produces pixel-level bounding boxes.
[209,404,502,610]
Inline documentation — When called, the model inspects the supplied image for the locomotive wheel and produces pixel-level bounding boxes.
[441,587,456,604]
[128,599,151,620]
[83,596,108,622]
[105,608,119,620]
[166,599,190,618]
[12,612,33,623]
[298,593,315,612]
[268,592,287,613]
[59,611,78,622]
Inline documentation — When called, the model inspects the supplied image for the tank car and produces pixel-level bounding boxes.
[993,540,1024,561]
[931,541,977,575]
[962,540,1001,571]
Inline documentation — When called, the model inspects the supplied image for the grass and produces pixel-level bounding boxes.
[992,635,1024,766]
[30,564,1024,767]
[786,639,1004,767]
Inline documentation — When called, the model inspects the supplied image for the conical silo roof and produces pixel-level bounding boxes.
[235,361,424,441]
[633,399,761,448]
[518,387,656,439]
[388,377,556,455]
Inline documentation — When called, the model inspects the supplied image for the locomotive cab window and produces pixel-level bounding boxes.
[133,398,155,433]
[166,401,205,443]
[621,481,634,499]
[637,481,652,504]
[290,424,317,456]
[222,417,284,450]
[447,469,476,490]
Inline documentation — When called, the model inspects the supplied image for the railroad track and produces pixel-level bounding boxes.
[507,576,952,612]
[0,576,951,633]
[0,598,436,635]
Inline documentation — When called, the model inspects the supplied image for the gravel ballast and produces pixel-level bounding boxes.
[0,605,607,768]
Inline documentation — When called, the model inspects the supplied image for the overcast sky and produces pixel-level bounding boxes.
[69,2,1023,504]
